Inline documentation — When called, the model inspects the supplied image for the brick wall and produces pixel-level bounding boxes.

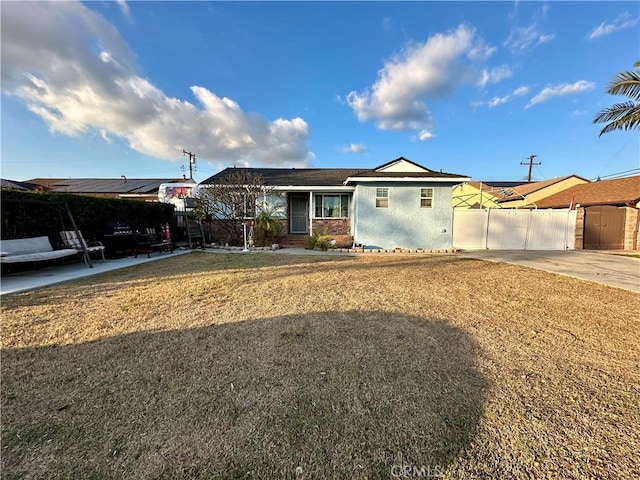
[312,218,350,236]
[574,208,584,250]
[623,207,639,250]
[311,219,352,248]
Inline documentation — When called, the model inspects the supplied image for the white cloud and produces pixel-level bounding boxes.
[341,143,366,153]
[504,6,554,55]
[0,1,311,167]
[347,24,502,134]
[504,24,555,54]
[587,12,639,40]
[473,85,529,108]
[478,65,513,88]
[116,0,130,18]
[418,130,435,141]
[526,80,595,109]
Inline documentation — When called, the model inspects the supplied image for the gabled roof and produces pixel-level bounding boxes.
[498,175,588,202]
[535,176,640,208]
[201,158,469,187]
[26,178,185,194]
[374,156,431,172]
[347,156,467,180]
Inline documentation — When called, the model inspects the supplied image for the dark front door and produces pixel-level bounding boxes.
[584,206,626,250]
[290,195,309,234]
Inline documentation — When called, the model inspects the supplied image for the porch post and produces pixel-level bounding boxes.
[309,191,313,235]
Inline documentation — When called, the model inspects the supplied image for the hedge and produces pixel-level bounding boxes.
[1,189,175,247]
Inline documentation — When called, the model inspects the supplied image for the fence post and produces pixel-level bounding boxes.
[484,208,491,249]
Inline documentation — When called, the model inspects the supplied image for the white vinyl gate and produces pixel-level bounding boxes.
[453,209,577,250]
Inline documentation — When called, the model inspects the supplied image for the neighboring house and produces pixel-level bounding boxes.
[0,179,47,191]
[497,175,589,208]
[26,177,186,201]
[536,175,640,250]
[200,157,469,249]
[452,181,525,209]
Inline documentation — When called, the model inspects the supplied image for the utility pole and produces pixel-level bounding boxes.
[182,149,196,179]
[520,154,540,182]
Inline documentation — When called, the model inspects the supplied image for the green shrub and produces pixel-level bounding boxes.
[304,228,334,251]
[254,208,284,247]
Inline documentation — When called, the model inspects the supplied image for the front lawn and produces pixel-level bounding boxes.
[2,253,638,479]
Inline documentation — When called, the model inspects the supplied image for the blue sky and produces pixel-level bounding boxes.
[1,1,639,183]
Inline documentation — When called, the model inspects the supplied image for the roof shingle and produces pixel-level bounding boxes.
[535,176,640,208]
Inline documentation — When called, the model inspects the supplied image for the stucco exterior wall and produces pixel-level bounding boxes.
[623,207,639,250]
[353,182,454,249]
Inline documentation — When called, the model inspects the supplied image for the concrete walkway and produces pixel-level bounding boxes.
[2,248,638,296]
[0,250,192,296]
[459,250,640,293]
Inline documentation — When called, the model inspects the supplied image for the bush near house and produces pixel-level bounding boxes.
[0,189,174,245]
[305,228,334,251]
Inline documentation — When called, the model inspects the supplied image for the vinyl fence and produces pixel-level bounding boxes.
[453,209,577,250]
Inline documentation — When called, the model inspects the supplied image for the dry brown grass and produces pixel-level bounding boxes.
[1,252,639,479]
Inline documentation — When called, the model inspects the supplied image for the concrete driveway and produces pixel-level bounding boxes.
[459,250,640,293]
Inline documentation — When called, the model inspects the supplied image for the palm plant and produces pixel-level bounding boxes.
[593,61,640,136]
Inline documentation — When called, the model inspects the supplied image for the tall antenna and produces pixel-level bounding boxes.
[520,154,540,182]
[182,149,196,179]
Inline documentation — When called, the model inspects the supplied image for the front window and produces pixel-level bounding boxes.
[420,188,434,208]
[376,188,389,208]
[314,194,349,218]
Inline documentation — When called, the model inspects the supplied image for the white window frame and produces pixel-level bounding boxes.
[420,188,434,208]
[314,194,349,218]
[376,188,389,208]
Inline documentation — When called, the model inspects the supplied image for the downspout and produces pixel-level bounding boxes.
[352,188,357,245]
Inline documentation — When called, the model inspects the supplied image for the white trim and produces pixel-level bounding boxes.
[376,159,429,173]
[273,185,355,192]
[344,176,470,184]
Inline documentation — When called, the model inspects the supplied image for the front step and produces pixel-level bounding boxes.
[276,235,307,248]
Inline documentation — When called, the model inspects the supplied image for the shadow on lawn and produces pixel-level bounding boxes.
[2,312,488,479]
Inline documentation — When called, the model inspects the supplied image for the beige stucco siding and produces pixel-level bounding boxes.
[501,177,588,208]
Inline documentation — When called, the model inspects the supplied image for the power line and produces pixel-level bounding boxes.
[593,168,640,181]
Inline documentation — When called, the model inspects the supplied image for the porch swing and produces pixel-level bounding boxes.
[1,198,97,268]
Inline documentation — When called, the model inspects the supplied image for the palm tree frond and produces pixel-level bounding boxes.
[593,101,638,123]
[596,62,640,136]
[607,71,640,101]
[594,102,640,136]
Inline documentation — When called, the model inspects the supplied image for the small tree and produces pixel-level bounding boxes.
[254,206,284,247]
[194,170,272,246]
